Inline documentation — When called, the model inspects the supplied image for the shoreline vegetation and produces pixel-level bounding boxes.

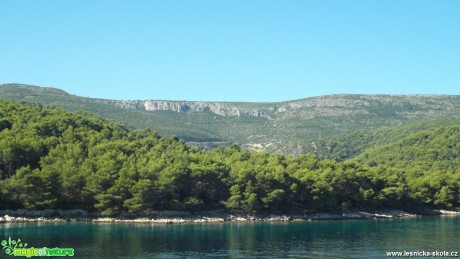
[1,209,459,224]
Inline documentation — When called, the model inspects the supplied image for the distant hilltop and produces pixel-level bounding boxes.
[1,83,460,155]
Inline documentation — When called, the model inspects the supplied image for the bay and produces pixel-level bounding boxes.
[1,216,458,258]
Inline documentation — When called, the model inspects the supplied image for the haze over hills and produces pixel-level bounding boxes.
[1,83,460,156]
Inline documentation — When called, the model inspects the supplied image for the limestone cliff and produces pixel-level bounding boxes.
[95,94,460,120]
[97,99,275,118]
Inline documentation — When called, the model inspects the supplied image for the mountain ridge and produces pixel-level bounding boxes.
[2,83,458,112]
[2,83,460,155]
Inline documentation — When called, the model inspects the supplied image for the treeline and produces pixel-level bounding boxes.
[0,100,458,216]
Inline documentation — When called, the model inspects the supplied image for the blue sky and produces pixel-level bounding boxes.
[1,1,459,102]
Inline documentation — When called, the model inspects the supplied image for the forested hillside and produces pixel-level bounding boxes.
[2,84,460,155]
[316,116,460,161]
[353,125,460,171]
[0,100,458,215]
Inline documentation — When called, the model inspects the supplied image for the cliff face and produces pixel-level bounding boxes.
[96,94,460,120]
[97,99,275,118]
[142,101,275,117]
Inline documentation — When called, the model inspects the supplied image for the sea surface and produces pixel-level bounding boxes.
[1,216,459,258]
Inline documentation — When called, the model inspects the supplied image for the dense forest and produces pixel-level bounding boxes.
[0,100,458,216]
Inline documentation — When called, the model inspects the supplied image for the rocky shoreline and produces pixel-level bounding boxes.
[0,209,458,224]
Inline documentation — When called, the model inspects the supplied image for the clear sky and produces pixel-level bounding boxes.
[1,1,459,102]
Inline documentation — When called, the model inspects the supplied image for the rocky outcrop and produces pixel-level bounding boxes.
[93,94,460,119]
[142,100,275,117]
[94,99,276,117]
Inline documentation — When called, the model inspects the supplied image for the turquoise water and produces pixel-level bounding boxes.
[1,216,458,258]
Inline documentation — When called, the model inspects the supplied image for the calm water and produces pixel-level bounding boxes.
[1,216,458,258]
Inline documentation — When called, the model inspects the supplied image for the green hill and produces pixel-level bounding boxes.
[1,99,458,215]
[316,116,460,161]
[353,124,460,172]
[2,83,460,156]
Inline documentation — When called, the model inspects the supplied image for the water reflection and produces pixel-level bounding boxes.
[0,216,458,258]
